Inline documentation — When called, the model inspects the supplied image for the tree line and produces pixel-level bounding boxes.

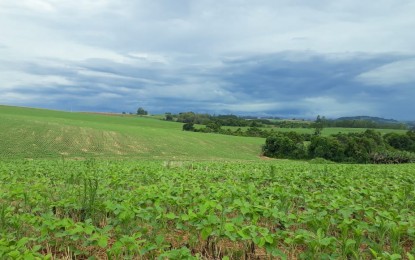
[170,112,408,130]
[263,129,415,164]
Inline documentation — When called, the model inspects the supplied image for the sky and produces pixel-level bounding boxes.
[0,0,415,120]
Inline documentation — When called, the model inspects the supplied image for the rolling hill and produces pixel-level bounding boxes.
[0,105,264,160]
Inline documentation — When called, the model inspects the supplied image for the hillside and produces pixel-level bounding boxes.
[335,116,399,124]
[0,105,264,160]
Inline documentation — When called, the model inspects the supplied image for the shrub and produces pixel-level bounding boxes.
[182,123,195,131]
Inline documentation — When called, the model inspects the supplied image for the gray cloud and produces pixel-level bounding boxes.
[0,1,415,119]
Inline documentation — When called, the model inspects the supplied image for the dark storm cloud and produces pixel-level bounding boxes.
[2,51,414,119]
[1,1,415,119]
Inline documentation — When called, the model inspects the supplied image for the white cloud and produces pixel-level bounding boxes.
[356,59,415,86]
[302,96,376,118]
[0,71,73,90]
[127,52,169,64]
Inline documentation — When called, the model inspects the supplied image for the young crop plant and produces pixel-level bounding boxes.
[0,159,414,258]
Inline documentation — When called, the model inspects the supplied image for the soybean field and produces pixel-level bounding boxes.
[1,159,415,259]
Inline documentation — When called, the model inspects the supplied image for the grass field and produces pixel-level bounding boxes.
[0,105,263,160]
[0,105,408,160]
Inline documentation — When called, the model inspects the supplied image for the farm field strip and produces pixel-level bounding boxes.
[0,107,264,160]
[1,159,414,259]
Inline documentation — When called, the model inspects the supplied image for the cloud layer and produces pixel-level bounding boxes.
[1,0,415,119]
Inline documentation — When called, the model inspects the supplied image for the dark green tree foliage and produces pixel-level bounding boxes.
[206,121,222,132]
[384,132,415,152]
[264,129,415,164]
[263,132,307,159]
[312,115,325,136]
[176,112,211,124]
[182,123,195,131]
[137,107,148,115]
[165,113,174,121]
[325,119,407,130]
[308,136,345,162]
[245,127,265,137]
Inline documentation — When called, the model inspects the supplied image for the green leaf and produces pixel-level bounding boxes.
[320,237,334,246]
[201,227,212,240]
[265,245,287,259]
[7,251,21,258]
[165,212,176,220]
[345,239,356,247]
[98,236,108,248]
[17,237,29,248]
[181,214,189,221]
[224,223,235,232]
[264,235,274,244]
[389,254,402,260]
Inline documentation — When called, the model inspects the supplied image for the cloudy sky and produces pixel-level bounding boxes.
[1,0,415,119]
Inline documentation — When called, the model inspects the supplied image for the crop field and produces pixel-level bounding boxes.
[1,105,415,259]
[1,159,415,259]
[1,105,407,161]
[0,106,263,160]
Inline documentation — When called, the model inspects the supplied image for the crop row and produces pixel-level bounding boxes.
[0,159,414,259]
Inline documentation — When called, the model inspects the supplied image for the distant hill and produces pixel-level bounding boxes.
[335,116,400,124]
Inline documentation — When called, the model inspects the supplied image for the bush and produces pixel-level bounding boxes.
[182,123,195,131]
[308,136,345,162]
[370,150,415,164]
[384,132,415,152]
[263,134,307,159]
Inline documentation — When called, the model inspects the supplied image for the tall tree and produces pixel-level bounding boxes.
[137,107,148,115]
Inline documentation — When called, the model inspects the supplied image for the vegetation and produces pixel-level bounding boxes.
[264,129,415,164]
[0,105,263,160]
[1,159,415,259]
[173,112,408,130]
[137,107,148,116]
[1,105,415,258]
[384,131,415,153]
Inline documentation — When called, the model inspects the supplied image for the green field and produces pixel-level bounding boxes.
[0,105,263,160]
[1,159,415,259]
[1,105,415,259]
[0,105,408,160]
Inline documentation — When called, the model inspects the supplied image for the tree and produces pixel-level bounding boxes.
[137,107,148,116]
[165,113,173,121]
[313,115,324,136]
[384,132,414,152]
[263,133,307,159]
[205,121,222,133]
[182,123,195,131]
[309,136,345,162]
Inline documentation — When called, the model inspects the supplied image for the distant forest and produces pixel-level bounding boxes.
[165,112,409,130]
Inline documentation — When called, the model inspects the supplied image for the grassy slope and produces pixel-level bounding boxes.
[0,105,407,160]
[0,105,264,160]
